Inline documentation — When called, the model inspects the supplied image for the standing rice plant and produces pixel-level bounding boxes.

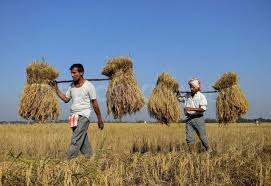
[18,59,60,122]
[102,56,144,119]
[213,72,249,124]
[148,73,181,124]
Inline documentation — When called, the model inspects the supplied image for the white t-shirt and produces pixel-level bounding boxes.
[66,80,96,119]
[178,91,207,115]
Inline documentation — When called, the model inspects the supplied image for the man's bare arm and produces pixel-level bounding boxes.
[91,99,104,130]
[50,82,70,103]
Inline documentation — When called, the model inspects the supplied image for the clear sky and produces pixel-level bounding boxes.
[0,0,270,121]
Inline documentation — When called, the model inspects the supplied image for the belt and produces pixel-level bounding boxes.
[186,114,203,120]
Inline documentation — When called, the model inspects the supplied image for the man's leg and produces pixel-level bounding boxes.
[66,116,89,160]
[186,120,195,153]
[194,117,209,151]
[80,132,93,158]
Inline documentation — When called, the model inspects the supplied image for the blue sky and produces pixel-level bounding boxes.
[0,0,270,121]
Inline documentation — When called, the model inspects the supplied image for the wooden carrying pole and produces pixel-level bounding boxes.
[54,78,110,84]
[179,90,219,94]
[54,78,218,94]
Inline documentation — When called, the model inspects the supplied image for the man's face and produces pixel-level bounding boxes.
[71,67,83,81]
[189,84,199,94]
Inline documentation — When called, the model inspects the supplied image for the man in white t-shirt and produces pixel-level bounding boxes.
[51,64,104,160]
[178,78,209,153]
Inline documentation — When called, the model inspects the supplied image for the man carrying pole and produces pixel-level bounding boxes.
[51,63,104,160]
[178,78,210,153]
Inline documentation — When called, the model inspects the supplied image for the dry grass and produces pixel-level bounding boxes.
[102,57,144,119]
[18,60,60,122]
[214,72,249,124]
[148,73,181,124]
[1,123,270,185]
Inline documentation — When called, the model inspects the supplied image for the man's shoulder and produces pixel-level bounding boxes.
[197,92,207,103]
[196,91,207,99]
[85,80,95,89]
[197,91,205,96]
[85,80,93,86]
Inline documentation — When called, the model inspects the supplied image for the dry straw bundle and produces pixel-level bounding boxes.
[213,72,249,124]
[102,56,144,119]
[19,60,60,122]
[26,62,59,84]
[148,73,181,124]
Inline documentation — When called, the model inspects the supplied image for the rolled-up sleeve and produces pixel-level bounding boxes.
[199,94,207,111]
[88,83,97,100]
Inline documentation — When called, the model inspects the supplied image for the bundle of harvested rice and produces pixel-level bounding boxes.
[19,84,60,122]
[18,60,61,122]
[102,56,144,119]
[26,61,59,84]
[148,73,181,124]
[213,72,249,124]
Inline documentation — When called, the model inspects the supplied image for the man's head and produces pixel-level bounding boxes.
[188,78,201,94]
[69,64,84,82]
